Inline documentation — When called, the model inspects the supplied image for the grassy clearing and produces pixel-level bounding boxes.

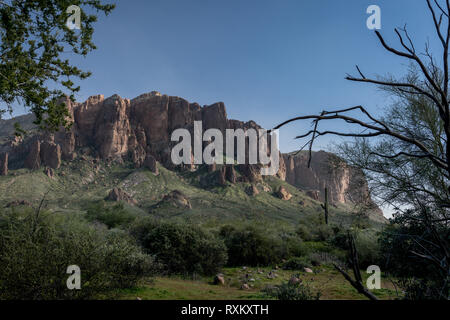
[112,266,398,300]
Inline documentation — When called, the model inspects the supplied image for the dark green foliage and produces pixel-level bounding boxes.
[353,231,381,269]
[219,225,281,267]
[85,201,135,229]
[308,252,342,266]
[379,210,449,300]
[295,224,314,241]
[0,208,156,300]
[295,214,334,242]
[398,278,447,300]
[131,219,227,276]
[0,0,114,131]
[263,280,321,300]
[281,257,311,270]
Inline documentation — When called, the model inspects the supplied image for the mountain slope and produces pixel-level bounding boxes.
[0,92,386,224]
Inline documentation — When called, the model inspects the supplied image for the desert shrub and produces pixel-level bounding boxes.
[308,252,342,266]
[0,208,156,300]
[315,224,334,241]
[278,236,305,258]
[263,280,321,300]
[85,201,135,229]
[353,231,381,269]
[300,241,333,254]
[281,257,311,270]
[131,219,227,276]
[295,224,314,241]
[330,230,349,250]
[295,215,334,242]
[379,213,449,300]
[397,278,446,300]
[219,225,280,266]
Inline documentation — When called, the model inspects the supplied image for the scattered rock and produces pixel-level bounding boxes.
[143,154,158,175]
[240,283,250,290]
[306,190,320,201]
[158,190,191,209]
[200,167,228,187]
[289,276,301,285]
[238,164,262,183]
[44,167,55,179]
[213,274,225,285]
[106,187,137,205]
[245,185,259,196]
[6,200,32,207]
[276,186,292,200]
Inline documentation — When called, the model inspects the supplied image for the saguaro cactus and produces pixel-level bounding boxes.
[321,187,329,225]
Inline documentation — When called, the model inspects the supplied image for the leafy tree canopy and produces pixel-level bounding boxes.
[0,0,115,131]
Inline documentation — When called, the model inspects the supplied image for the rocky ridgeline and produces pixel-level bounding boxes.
[0,91,381,215]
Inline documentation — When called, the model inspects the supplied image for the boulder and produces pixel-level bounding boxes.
[213,274,225,285]
[240,283,250,290]
[289,276,301,285]
[306,190,320,201]
[276,186,292,200]
[238,164,262,183]
[245,185,259,196]
[106,187,137,205]
[143,154,158,175]
[159,190,191,209]
[44,167,55,179]
[6,199,32,207]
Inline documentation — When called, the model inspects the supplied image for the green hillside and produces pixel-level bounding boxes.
[0,155,377,231]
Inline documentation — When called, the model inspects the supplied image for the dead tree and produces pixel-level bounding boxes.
[269,0,450,298]
[321,187,329,225]
[333,233,379,301]
[269,1,450,186]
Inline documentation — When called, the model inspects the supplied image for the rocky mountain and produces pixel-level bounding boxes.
[0,92,383,220]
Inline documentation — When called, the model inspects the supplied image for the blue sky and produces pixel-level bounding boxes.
[15,0,441,153]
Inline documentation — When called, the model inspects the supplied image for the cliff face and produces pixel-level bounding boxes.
[0,92,381,216]
[283,151,382,216]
